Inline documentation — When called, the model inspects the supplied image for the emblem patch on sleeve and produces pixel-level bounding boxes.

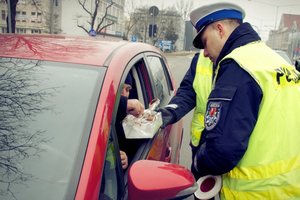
[205,102,222,131]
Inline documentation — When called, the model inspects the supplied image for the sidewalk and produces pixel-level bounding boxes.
[164,51,197,56]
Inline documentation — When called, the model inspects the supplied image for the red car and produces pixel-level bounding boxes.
[0,34,196,200]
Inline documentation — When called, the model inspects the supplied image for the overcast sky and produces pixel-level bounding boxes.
[131,0,300,41]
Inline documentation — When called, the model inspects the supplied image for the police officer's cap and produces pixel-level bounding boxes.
[190,2,245,49]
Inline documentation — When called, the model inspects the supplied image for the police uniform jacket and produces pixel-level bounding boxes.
[169,22,263,178]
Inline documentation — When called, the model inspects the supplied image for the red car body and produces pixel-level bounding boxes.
[0,34,196,200]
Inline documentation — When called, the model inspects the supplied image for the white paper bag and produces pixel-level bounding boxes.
[122,99,162,139]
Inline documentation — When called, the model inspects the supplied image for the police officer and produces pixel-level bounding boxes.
[159,51,213,176]
[159,2,300,199]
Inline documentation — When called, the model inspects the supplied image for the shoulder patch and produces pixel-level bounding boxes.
[205,102,222,131]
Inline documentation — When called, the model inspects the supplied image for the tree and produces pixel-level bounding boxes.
[164,20,178,43]
[123,0,139,40]
[129,7,181,46]
[30,0,61,34]
[130,7,150,43]
[175,0,194,20]
[153,9,181,46]
[0,36,57,199]
[77,0,115,35]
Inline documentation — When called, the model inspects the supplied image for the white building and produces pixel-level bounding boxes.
[1,0,125,37]
[0,0,61,34]
[61,0,125,37]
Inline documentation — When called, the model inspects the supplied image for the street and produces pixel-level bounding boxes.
[165,52,197,200]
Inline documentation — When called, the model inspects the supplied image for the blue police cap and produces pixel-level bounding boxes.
[189,2,245,49]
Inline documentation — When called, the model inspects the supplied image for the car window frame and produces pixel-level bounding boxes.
[99,127,125,200]
[142,53,175,162]
[143,52,175,107]
[100,51,178,200]
[100,53,154,199]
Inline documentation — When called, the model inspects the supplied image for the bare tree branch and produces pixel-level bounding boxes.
[77,24,89,34]
[175,0,194,20]
[0,57,54,199]
[78,0,92,16]
[77,0,115,35]
[96,1,114,33]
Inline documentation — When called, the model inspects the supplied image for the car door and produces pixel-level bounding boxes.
[144,53,183,164]
[123,52,180,165]
[99,51,183,200]
[99,53,155,200]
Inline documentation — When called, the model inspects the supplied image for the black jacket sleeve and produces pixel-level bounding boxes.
[116,96,128,124]
[167,53,199,122]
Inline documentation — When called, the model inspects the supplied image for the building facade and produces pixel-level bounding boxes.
[1,0,125,37]
[0,0,61,34]
[1,1,187,51]
[129,8,185,51]
[61,0,125,37]
[267,14,300,60]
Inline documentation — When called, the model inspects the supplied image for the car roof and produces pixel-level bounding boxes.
[0,34,161,67]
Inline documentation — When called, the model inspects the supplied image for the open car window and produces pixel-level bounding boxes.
[104,52,177,199]
[145,55,174,107]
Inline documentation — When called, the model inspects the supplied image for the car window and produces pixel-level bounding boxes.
[109,54,178,199]
[99,133,123,200]
[135,59,154,106]
[0,58,103,200]
[146,56,172,106]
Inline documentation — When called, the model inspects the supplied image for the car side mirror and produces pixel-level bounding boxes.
[128,160,197,200]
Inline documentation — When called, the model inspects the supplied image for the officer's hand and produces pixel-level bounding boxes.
[157,107,175,129]
[127,99,144,117]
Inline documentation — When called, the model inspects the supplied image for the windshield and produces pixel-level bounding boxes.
[0,58,104,200]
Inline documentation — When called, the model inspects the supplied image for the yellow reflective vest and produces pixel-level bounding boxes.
[191,52,213,147]
[217,42,300,199]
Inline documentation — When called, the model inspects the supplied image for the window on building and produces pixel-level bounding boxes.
[53,0,59,6]
[31,12,36,16]
[17,28,26,34]
[1,10,5,20]
[31,29,41,34]
[16,11,26,22]
[37,12,42,22]
[1,27,6,33]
